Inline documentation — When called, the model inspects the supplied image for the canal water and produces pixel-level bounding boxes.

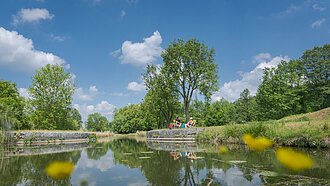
[0,138,329,185]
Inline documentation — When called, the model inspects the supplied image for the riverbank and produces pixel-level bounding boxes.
[196,108,330,148]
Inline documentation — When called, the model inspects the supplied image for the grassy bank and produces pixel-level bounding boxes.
[196,108,330,148]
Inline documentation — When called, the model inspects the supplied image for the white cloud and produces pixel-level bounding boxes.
[111,92,129,97]
[312,4,326,11]
[212,54,290,102]
[74,85,98,101]
[12,8,54,26]
[311,18,326,28]
[121,10,126,17]
[113,31,163,67]
[127,81,146,92]
[50,34,65,42]
[73,101,116,121]
[280,4,300,15]
[253,53,271,63]
[0,27,66,73]
[18,88,31,99]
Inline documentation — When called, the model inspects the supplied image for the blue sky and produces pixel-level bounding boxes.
[0,0,329,120]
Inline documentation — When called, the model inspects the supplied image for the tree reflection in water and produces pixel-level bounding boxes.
[0,149,81,186]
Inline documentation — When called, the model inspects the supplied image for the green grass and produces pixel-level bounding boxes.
[196,108,330,148]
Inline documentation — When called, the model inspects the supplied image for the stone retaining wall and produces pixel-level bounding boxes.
[147,128,205,142]
[8,131,96,146]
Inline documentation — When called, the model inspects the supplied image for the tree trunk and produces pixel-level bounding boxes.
[184,99,190,123]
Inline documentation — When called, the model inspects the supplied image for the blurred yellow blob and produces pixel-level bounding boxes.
[46,161,74,180]
[219,145,229,153]
[242,134,273,151]
[276,148,313,171]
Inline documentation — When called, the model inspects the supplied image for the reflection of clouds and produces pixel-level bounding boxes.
[212,167,262,186]
[77,151,115,172]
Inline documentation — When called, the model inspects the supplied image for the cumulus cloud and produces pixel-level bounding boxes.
[73,101,116,121]
[312,4,326,11]
[253,53,271,63]
[113,31,163,67]
[0,27,66,73]
[212,53,290,102]
[127,81,146,92]
[311,18,326,28]
[74,85,99,101]
[12,8,54,26]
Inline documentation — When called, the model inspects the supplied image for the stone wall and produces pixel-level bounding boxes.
[8,131,95,146]
[147,128,205,142]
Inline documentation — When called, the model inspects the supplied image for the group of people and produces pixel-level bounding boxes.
[168,116,196,129]
[169,151,197,160]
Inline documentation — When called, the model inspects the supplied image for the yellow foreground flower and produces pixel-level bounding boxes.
[242,134,273,151]
[276,148,313,171]
[46,161,74,180]
[219,145,229,153]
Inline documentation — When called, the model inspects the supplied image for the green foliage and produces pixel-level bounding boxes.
[29,64,75,130]
[256,44,330,120]
[86,113,109,132]
[0,80,29,129]
[232,89,258,123]
[143,65,180,127]
[161,38,218,122]
[301,44,330,111]
[204,99,234,126]
[111,104,156,134]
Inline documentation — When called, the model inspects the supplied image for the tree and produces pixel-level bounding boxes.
[300,44,330,111]
[111,104,155,134]
[68,108,83,130]
[233,89,257,123]
[255,60,307,120]
[0,80,28,129]
[29,64,75,130]
[143,65,180,127]
[204,99,234,126]
[86,113,109,132]
[161,38,218,122]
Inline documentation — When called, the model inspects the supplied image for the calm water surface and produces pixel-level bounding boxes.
[0,138,329,186]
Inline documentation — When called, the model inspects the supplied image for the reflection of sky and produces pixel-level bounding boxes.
[77,150,115,172]
[71,149,149,186]
[211,167,262,186]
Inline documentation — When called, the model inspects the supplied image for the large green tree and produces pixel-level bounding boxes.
[256,60,307,120]
[29,64,75,130]
[233,89,257,123]
[161,38,218,122]
[0,80,28,129]
[111,104,155,133]
[86,113,109,132]
[204,99,234,126]
[143,65,180,127]
[300,44,330,111]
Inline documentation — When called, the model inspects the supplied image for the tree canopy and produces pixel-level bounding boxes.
[158,38,218,122]
[29,64,75,130]
[86,113,109,132]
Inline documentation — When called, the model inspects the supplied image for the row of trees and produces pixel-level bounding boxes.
[0,64,109,131]
[111,42,329,133]
[1,38,328,133]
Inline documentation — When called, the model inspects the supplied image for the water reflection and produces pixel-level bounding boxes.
[1,138,330,185]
